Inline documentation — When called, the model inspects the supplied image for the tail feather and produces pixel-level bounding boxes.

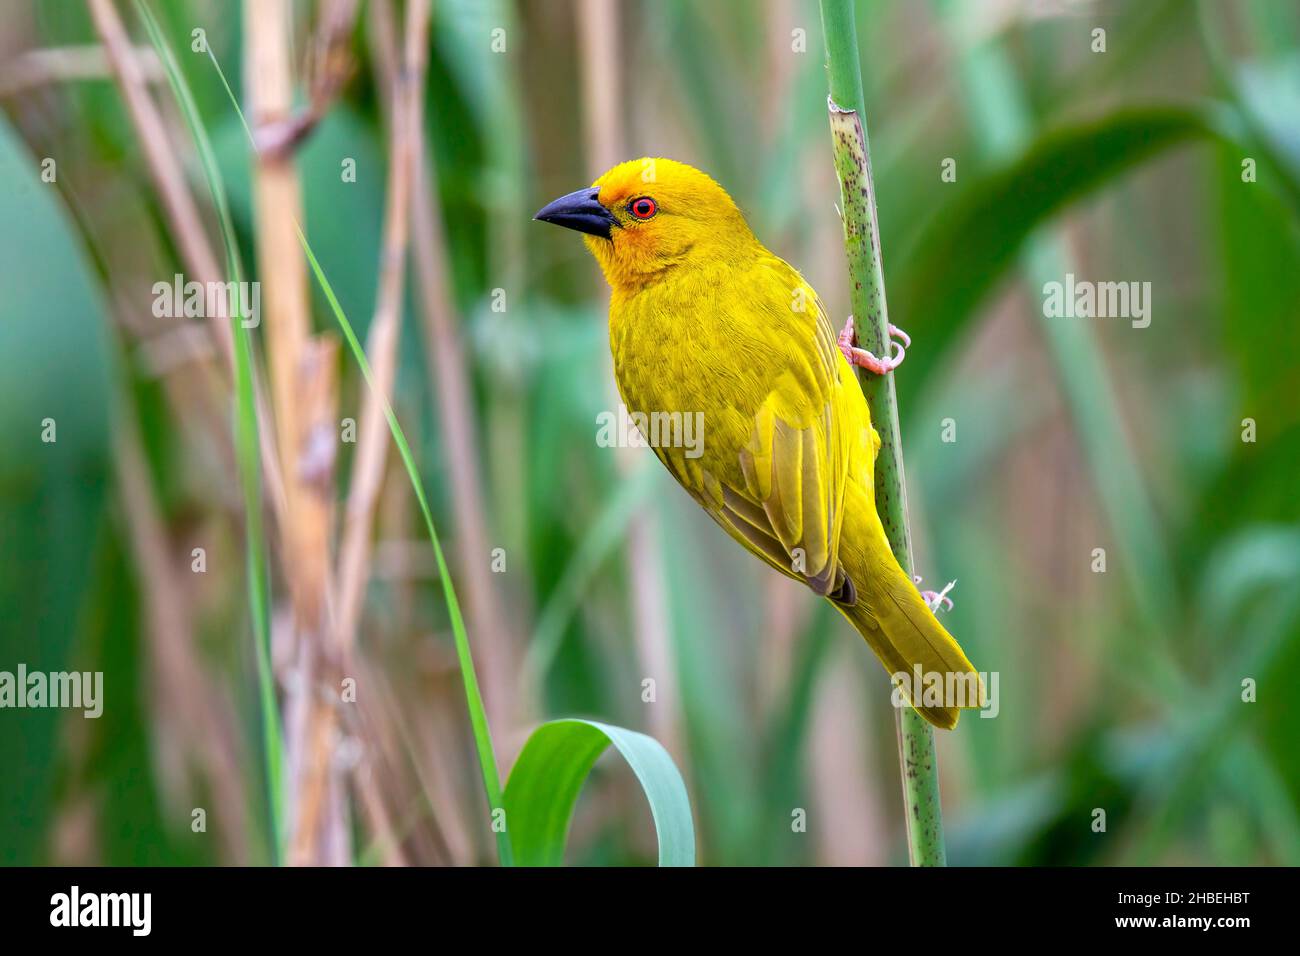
[834,562,984,730]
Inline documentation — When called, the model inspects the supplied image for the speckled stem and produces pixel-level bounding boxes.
[820,0,947,867]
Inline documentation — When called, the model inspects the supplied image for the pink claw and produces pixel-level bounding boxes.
[838,315,908,374]
[915,575,955,613]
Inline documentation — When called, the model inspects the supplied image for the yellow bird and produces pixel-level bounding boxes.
[536,158,981,728]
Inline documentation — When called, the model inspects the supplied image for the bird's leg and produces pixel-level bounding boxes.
[915,575,956,613]
[837,314,909,374]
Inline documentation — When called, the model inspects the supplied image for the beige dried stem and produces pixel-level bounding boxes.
[111,402,250,864]
[335,0,429,666]
[88,0,289,530]
[284,336,342,865]
[242,0,345,865]
[255,0,361,157]
[0,43,161,98]
[89,0,227,356]
[400,5,523,738]
[328,0,433,865]
[351,0,478,867]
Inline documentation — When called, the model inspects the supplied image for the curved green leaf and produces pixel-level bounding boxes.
[135,0,284,859]
[0,116,113,864]
[891,106,1223,406]
[504,719,695,867]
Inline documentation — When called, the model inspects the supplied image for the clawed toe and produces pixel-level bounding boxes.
[915,575,956,613]
[838,315,910,375]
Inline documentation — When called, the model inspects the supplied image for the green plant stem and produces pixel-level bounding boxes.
[134,0,284,862]
[296,231,512,867]
[820,0,946,867]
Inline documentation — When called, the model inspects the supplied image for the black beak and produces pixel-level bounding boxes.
[534,186,618,240]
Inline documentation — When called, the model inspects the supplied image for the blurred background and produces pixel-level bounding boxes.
[1,0,1298,866]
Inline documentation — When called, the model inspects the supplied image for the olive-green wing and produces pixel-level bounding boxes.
[664,281,853,599]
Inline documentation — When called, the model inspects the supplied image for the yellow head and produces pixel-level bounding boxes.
[534,158,756,293]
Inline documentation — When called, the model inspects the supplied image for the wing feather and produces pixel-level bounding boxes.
[616,256,855,600]
[684,288,851,596]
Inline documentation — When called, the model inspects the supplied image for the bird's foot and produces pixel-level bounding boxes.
[915,575,956,613]
[838,315,909,374]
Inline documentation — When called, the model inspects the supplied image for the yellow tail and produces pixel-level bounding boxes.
[833,561,984,730]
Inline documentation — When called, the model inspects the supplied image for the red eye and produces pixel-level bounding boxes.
[629,197,657,220]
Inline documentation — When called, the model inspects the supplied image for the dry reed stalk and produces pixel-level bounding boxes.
[335,0,430,656]
[255,0,361,157]
[408,687,481,864]
[243,0,319,610]
[350,749,408,866]
[112,395,250,863]
[242,0,345,865]
[293,0,431,866]
[89,0,289,533]
[88,0,228,358]
[0,43,161,97]
[336,650,412,866]
[408,89,523,732]
[355,652,476,865]
[109,287,238,501]
[285,336,344,865]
